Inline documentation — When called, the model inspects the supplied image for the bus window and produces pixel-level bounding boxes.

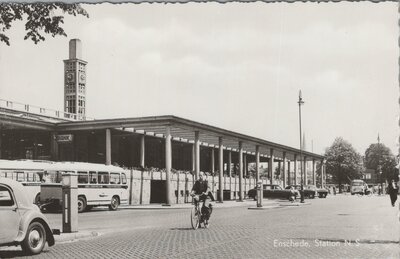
[121,173,127,185]
[78,172,89,184]
[98,172,109,184]
[89,171,97,184]
[16,172,25,182]
[110,173,120,184]
[34,172,41,182]
[0,171,6,178]
[26,172,35,182]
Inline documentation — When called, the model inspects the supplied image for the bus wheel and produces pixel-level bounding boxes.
[109,196,119,211]
[78,196,87,213]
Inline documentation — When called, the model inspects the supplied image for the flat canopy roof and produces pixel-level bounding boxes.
[56,115,324,161]
[0,108,324,161]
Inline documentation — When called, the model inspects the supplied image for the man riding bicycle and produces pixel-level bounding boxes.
[190,171,214,223]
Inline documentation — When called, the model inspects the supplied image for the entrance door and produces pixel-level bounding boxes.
[150,180,166,204]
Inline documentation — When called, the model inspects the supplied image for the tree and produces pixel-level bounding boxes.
[325,137,364,193]
[364,143,397,182]
[0,3,89,46]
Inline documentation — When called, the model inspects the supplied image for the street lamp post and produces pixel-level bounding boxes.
[298,90,305,203]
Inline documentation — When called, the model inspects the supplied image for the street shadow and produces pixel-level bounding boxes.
[0,249,53,258]
[0,250,25,258]
[169,227,194,231]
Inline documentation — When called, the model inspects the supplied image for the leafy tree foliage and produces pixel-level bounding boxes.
[0,3,88,46]
[325,137,363,192]
[364,143,397,181]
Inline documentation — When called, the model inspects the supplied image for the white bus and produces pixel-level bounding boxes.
[0,159,51,204]
[40,162,129,212]
[0,160,129,212]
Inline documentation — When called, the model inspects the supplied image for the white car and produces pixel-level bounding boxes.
[0,178,55,255]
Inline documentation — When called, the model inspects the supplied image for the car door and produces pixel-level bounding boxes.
[263,185,272,197]
[0,184,21,243]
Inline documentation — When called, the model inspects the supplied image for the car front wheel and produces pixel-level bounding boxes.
[21,222,47,255]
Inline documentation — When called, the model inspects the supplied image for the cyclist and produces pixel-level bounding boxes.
[190,171,214,224]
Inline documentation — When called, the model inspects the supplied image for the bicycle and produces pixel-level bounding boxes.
[190,194,211,230]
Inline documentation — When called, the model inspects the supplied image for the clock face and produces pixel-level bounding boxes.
[66,73,74,83]
[79,72,86,83]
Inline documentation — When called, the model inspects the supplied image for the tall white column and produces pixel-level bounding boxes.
[165,126,172,205]
[255,146,260,181]
[238,141,243,201]
[195,131,200,179]
[228,151,232,177]
[312,159,316,185]
[210,148,215,174]
[105,129,111,165]
[282,152,287,188]
[218,137,224,202]
[269,148,274,184]
[294,154,298,185]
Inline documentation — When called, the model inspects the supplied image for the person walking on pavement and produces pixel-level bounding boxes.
[388,179,398,207]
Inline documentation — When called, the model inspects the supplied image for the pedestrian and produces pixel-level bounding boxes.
[388,179,398,207]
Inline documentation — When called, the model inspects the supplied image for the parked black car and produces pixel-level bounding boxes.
[285,185,318,199]
[248,184,299,200]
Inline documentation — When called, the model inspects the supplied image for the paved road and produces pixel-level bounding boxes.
[1,195,399,258]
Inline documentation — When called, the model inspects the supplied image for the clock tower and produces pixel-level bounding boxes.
[64,39,87,120]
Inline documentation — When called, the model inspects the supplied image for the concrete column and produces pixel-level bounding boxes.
[0,127,2,159]
[195,131,200,179]
[218,137,223,202]
[238,141,243,201]
[243,154,247,177]
[255,145,260,181]
[192,144,195,171]
[140,135,145,168]
[278,161,281,183]
[228,151,232,177]
[268,148,274,184]
[105,129,111,165]
[303,156,307,185]
[294,154,298,185]
[165,126,172,205]
[312,159,316,185]
[321,160,325,188]
[282,152,286,188]
[287,160,291,185]
[210,148,215,174]
[50,132,59,161]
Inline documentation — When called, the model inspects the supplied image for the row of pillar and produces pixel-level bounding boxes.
[97,128,327,205]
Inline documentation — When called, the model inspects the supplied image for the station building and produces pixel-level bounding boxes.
[0,39,326,205]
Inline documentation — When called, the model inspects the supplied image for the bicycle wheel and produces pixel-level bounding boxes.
[191,206,200,230]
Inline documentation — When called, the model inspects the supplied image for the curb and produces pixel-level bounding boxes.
[279,202,311,207]
[248,205,281,210]
[54,231,99,243]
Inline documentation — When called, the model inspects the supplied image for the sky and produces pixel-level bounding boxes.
[0,2,398,156]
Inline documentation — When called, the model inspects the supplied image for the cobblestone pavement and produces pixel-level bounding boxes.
[1,195,399,258]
